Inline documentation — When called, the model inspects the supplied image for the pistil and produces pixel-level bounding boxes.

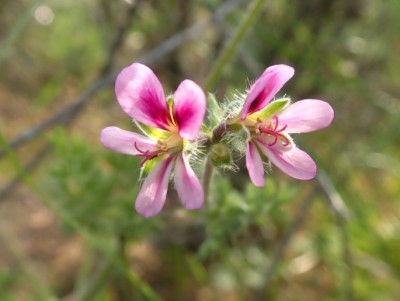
[134,142,165,167]
[256,115,290,147]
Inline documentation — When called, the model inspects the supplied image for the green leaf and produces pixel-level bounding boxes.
[250,97,291,120]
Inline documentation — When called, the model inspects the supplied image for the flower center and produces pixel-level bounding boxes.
[134,142,165,167]
[254,115,290,147]
[134,135,183,167]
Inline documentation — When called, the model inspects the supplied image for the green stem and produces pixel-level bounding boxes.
[204,0,267,91]
[202,158,214,206]
[74,253,116,301]
[0,223,57,300]
[0,0,43,66]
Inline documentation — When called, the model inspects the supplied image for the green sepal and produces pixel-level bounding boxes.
[250,98,291,120]
[207,93,223,128]
[134,121,171,140]
[227,123,243,132]
[140,156,162,178]
[201,123,212,136]
[226,113,241,125]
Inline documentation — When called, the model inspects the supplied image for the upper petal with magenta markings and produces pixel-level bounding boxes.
[115,63,172,130]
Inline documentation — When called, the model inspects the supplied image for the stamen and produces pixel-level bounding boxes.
[134,142,163,167]
[157,140,168,151]
[257,115,290,147]
[254,118,262,134]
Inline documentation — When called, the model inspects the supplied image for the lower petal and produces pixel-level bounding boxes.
[278,99,334,133]
[100,126,158,155]
[246,141,265,187]
[257,140,316,180]
[174,153,204,210]
[135,157,174,218]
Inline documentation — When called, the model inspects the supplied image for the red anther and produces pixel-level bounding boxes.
[258,115,290,147]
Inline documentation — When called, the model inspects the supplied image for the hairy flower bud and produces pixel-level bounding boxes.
[209,143,231,166]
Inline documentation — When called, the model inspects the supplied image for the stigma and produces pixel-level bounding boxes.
[253,115,290,147]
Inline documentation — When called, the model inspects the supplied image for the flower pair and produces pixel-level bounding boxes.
[100,62,334,218]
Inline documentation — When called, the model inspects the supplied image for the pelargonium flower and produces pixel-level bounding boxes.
[100,63,206,217]
[233,64,334,186]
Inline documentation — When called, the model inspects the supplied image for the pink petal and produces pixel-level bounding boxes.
[100,126,158,155]
[278,99,334,133]
[174,153,204,210]
[256,138,316,180]
[246,141,265,187]
[115,63,172,130]
[241,64,294,119]
[173,80,206,140]
[135,157,174,218]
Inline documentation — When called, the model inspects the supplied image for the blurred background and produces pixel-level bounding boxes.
[0,0,399,300]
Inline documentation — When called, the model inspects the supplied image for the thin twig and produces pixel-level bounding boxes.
[204,0,267,91]
[0,220,57,300]
[316,170,353,301]
[0,0,43,65]
[253,190,315,301]
[316,169,351,219]
[99,1,139,77]
[213,15,262,77]
[0,75,114,159]
[0,145,50,201]
[63,255,115,301]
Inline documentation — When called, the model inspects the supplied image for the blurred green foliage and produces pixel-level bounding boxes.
[1,0,400,300]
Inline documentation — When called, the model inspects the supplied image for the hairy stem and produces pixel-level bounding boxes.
[202,158,214,206]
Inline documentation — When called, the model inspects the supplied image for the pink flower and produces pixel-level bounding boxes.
[100,63,206,217]
[238,64,334,186]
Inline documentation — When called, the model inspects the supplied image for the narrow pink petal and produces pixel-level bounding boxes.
[115,63,172,130]
[256,139,316,180]
[172,80,206,140]
[135,157,174,218]
[241,65,294,119]
[174,153,204,210]
[278,99,334,133]
[246,141,265,187]
[100,126,158,155]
